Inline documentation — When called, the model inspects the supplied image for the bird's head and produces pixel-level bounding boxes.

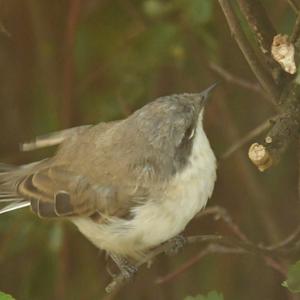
[130,82,218,152]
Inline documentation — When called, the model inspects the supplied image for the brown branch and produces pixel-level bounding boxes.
[155,244,245,285]
[105,204,300,293]
[287,0,300,13]
[264,223,300,251]
[196,206,250,242]
[209,62,274,104]
[104,230,300,293]
[219,0,300,171]
[250,81,300,171]
[217,0,300,171]
[221,115,280,159]
[155,245,287,285]
[290,12,300,43]
[155,205,291,285]
[236,0,281,77]
[263,256,288,276]
[105,235,224,293]
[218,0,280,100]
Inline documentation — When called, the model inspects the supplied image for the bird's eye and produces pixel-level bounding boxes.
[188,128,195,140]
[185,126,195,140]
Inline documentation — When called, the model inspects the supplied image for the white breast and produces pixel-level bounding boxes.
[72,116,217,259]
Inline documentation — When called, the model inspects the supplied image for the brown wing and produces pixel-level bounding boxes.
[17,164,125,219]
[16,119,156,220]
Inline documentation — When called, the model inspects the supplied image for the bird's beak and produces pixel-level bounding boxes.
[201,81,219,106]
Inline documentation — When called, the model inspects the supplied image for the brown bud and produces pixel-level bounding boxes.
[271,34,296,74]
[248,143,273,172]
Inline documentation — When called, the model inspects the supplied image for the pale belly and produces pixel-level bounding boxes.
[72,127,216,259]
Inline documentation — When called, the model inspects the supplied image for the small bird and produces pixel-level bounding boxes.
[0,83,217,278]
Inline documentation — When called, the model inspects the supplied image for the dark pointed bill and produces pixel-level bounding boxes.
[200,81,219,105]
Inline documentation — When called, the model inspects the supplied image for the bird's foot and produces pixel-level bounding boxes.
[109,254,138,279]
[165,234,187,256]
[119,263,138,279]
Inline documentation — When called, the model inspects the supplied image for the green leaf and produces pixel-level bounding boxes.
[184,291,224,300]
[283,260,300,293]
[0,291,15,300]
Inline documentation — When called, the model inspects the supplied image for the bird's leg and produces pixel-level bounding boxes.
[164,234,187,256]
[109,253,138,279]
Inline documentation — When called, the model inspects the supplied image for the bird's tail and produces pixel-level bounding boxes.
[0,162,40,214]
[0,126,88,215]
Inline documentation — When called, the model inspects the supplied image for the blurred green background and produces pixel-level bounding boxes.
[0,1,299,299]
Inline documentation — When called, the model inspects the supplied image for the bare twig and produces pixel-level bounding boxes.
[215,0,300,171]
[155,244,245,284]
[287,0,300,13]
[263,256,288,276]
[196,206,250,242]
[248,6,300,171]
[218,0,280,100]
[105,226,300,292]
[221,116,280,159]
[290,12,300,43]
[209,63,273,102]
[236,0,276,50]
[252,84,300,171]
[154,203,289,285]
[155,246,287,285]
[264,223,300,251]
[105,235,224,293]
[236,0,281,77]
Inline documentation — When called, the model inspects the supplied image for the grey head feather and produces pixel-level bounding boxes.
[125,93,207,176]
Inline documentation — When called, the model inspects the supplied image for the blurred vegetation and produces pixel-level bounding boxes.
[283,261,300,293]
[0,292,15,300]
[0,0,299,299]
[184,291,223,300]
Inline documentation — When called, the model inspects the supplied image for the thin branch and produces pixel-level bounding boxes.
[105,235,224,293]
[105,203,300,293]
[287,0,300,13]
[236,0,281,75]
[264,223,300,251]
[209,62,274,104]
[221,115,280,159]
[253,83,300,171]
[105,229,300,293]
[218,0,280,100]
[263,256,288,276]
[155,245,287,285]
[155,204,290,285]
[290,12,300,43]
[155,244,245,285]
[196,206,250,242]
[248,6,300,171]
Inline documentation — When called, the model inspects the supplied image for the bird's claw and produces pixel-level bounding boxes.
[165,235,187,256]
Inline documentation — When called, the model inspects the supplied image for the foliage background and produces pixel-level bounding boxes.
[0,0,299,299]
